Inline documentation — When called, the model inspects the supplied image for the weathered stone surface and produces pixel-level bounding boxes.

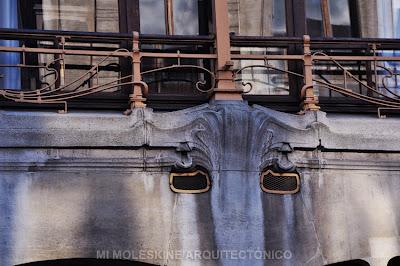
[1,102,400,266]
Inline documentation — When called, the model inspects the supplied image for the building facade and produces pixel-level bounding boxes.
[1,1,400,265]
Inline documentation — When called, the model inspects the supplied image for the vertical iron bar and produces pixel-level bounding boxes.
[129,31,146,109]
[212,0,242,100]
[301,35,320,111]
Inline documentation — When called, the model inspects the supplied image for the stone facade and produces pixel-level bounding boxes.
[1,102,400,265]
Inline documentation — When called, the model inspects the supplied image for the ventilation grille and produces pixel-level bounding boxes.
[169,170,211,194]
[260,170,300,194]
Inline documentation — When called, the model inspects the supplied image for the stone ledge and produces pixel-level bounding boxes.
[0,103,399,152]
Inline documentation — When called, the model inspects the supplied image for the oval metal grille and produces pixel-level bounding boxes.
[260,170,300,194]
[169,169,211,194]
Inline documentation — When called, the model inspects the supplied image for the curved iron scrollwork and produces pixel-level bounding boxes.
[234,53,400,116]
[233,61,301,94]
[0,48,139,113]
[378,65,400,99]
[0,48,215,112]
[310,52,400,113]
[141,64,216,93]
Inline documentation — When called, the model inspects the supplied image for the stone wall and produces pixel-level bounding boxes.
[0,103,400,265]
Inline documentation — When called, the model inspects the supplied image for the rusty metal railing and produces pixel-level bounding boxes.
[231,35,400,116]
[1,25,400,116]
[0,30,218,113]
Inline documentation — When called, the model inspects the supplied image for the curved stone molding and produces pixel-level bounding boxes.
[1,103,400,171]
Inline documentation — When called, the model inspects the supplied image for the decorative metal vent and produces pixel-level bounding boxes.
[169,169,211,194]
[260,170,300,194]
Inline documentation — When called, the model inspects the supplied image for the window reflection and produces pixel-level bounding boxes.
[391,0,400,37]
[377,0,400,38]
[272,0,286,36]
[17,0,120,92]
[139,1,204,97]
[141,44,209,96]
[140,0,200,35]
[0,0,20,90]
[306,0,323,37]
[306,0,352,37]
[139,0,166,34]
[233,48,289,95]
[173,0,199,35]
[229,1,288,95]
[228,0,286,36]
[29,0,119,32]
[329,0,351,37]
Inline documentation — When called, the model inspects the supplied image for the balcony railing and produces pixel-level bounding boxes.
[1,28,400,116]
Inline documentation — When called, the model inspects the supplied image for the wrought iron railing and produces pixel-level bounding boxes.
[232,35,400,116]
[1,28,400,116]
[0,29,216,113]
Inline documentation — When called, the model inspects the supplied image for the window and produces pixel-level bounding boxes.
[137,0,212,97]
[18,0,121,92]
[119,0,210,35]
[306,0,356,37]
[228,0,287,36]
[139,0,201,35]
[0,0,20,89]
[228,0,290,96]
[377,0,400,38]
[2,0,212,105]
[139,0,166,34]
[19,0,119,32]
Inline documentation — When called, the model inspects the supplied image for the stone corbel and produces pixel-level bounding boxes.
[261,142,296,172]
[174,142,193,169]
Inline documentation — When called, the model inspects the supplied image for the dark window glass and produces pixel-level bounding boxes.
[306,0,353,37]
[329,0,352,37]
[306,0,324,37]
[272,0,287,36]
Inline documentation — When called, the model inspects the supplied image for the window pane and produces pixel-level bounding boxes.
[39,0,96,31]
[306,0,352,37]
[393,0,400,37]
[272,0,286,36]
[59,0,95,31]
[141,44,209,96]
[232,47,289,95]
[329,0,351,37]
[95,0,120,33]
[139,0,166,34]
[376,0,400,38]
[173,0,199,35]
[0,0,20,90]
[22,0,119,32]
[306,0,323,37]
[228,0,286,36]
